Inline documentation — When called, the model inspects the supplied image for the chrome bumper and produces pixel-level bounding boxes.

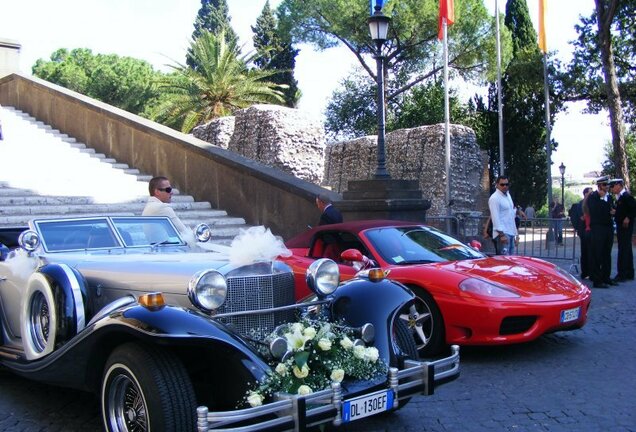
[196,345,460,431]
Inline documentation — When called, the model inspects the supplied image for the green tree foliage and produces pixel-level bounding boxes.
[252,0,300,107]
[494,0,563,209]
[566,1,636,124]
[187,0,239,69]
[565,0,635,187]
[393,80,469,130]
[149,31,285,133]
[324,70,381,141]
[602,132,636,184]
[32,48,160,115]
[278,0,511,102]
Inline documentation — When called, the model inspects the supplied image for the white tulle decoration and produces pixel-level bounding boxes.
[227,226,291,266]
[5,249,39,281]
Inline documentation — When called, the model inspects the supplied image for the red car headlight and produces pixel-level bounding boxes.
[459,278,521,298]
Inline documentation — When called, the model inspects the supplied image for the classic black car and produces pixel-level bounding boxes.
[0,216,459,431]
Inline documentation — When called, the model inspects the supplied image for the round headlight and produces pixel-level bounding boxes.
[306,259,340,297]
[194,223,212,243]
[19,230,40,252]
[188,270,227,311]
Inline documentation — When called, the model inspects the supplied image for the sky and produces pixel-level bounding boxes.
[0,0,609,180]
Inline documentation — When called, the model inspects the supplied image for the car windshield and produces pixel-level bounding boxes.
[33,217,185,252]
[365,226,484,265]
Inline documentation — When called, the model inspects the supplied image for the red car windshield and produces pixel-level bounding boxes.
[365,226,484,265]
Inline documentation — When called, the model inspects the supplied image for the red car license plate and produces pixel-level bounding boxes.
[560,306,581,323]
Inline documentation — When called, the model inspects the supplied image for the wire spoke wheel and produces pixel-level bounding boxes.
[107,372,148,432]
[28,291,50,352]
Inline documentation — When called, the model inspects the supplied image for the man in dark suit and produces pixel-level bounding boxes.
[609,178,636,282]
[587,176,616,288]
[316,194,343,225]
[569,187,592,279]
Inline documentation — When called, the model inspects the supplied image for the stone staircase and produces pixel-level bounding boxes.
[0,106,248,243]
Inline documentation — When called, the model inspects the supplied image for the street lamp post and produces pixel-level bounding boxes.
[559,162,566,206]
[368,5,391,179]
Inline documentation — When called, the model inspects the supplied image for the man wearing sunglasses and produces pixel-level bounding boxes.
[587,175,616,288]
[488,175,518,255]
[142,176,192,244]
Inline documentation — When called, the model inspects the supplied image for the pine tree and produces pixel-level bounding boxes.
[187,0,238,69]
[498,0,563,209]
[252,1,299,107]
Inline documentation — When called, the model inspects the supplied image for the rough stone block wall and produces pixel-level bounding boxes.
[228,105,325,184]
[191,116,235,149]
[323,124,485,215]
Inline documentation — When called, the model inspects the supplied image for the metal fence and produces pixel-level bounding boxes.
[425,214,579,273]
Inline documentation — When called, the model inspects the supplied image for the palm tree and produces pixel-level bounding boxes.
[150,30,286,133]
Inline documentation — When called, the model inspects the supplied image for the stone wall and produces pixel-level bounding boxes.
[323,124,486,216]
[192,105,325,184]
[191,116,235,149]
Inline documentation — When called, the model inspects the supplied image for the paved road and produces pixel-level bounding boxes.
[1,269,635,431]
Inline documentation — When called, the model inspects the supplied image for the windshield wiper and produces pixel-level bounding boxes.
[151,239,182,248]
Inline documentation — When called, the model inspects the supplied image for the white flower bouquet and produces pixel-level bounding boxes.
[245,320,387,407]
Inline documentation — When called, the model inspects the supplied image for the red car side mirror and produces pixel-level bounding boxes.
[341,248,364,262]
[469,240,482,251]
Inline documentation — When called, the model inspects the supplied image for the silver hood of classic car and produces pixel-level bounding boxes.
[39,251,294,313]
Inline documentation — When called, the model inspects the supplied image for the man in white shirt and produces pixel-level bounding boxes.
[488,175,518,255]
[142,176,192,244]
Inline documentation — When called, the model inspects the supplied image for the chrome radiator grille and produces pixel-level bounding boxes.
[218,272,296,338]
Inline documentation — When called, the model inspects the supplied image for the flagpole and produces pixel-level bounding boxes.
[443,18,451,217]
[538,0,553,210]
[495,0,504,176]
[543,53,553,211]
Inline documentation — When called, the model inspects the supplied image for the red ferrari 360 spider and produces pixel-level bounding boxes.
[283,220,591,356]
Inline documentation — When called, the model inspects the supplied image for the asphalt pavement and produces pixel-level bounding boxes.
[0,247,635,431]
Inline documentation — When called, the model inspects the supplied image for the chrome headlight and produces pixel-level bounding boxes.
[19,230,40,252]
[188,270,227,311]
[459,277,520,298]
[306,259,340,297]
[194,223,212,242]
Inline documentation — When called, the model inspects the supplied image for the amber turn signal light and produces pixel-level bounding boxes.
[138,292,166,309]
[368,268,385,282]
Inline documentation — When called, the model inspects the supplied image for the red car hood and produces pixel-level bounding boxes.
[428,255,585,299]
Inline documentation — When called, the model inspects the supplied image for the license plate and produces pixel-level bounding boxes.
[342,389,394,423]
[560,306,581,323]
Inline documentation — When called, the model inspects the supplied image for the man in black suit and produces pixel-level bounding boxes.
[316,194,343,225]
[569,187,592,279]
[609,178,636,282]
[587,176,616,288]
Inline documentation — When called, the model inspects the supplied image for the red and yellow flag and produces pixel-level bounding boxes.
[438,0,455,40]
[538,0,547,53]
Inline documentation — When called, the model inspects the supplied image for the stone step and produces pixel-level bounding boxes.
[0,193,195,205]
[0,105,251,241]
[0,201,215,215]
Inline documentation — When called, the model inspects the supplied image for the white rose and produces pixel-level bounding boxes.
[340,336,354,350]
[291,322,304,333]
[318,338,332,351]
[330,368,345,383]
[247,392,264,407]
[297,385,313,395]
[292,364,310,378]
[303,326,317,339]
[275,363,288,376]
[364,347,379,362]
[353,345,366,359]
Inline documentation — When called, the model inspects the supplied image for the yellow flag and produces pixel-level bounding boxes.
[538,0,547,53]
